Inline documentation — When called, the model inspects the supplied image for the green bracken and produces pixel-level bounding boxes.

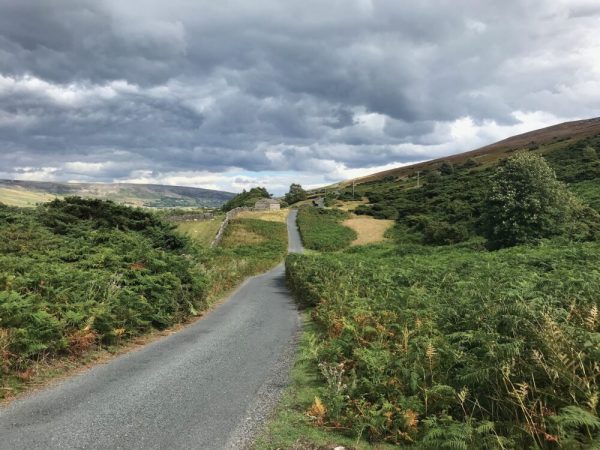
[0,198,287,397]
[296,207,357,252]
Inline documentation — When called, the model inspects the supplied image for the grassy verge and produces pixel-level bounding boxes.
[253,314,396,450]
[283,241,600,448]
[296,207,357,252]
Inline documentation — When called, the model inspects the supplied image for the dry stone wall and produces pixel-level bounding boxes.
[211,207,253,247]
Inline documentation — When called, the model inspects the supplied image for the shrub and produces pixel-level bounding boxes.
[422,221,469,245]
[284,183,307,205]
[482,153,580,249]
[0,200,209,374]
[440,161,454,175]
[222,187,271,211]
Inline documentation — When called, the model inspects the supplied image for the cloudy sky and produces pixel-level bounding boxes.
[1,0,599,194]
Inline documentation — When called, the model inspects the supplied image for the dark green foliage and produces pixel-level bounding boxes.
[461,157,480,169]
[284,183,307,205]
[286,241,600,447]
[422,220,470,245]
[482,153,576,248]
[0,199,209,376]
[439,161,454,175]
[543,136,600,183]
[222,187,271,211]
[348,135,600,249]
[583,146,598,162]
[296,207,356,251]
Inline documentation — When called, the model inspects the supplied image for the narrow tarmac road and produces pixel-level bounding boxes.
[0,210,303,450]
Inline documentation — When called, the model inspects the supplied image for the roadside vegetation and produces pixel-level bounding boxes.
[296,207,357,252]
[279,138,600,448]
[0,198,287,399]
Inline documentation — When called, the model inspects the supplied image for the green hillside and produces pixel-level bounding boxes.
[0,180,235,208]
[325,127,600,246]
[263,122,600,449]
[329,117,600,188]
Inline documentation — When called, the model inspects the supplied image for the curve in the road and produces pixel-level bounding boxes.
[0,210,304,450]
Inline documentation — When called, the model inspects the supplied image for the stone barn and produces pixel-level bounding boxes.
[254,198,281,211]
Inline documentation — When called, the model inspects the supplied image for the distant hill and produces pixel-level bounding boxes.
[331,117,600,187]
[0,180,235,208]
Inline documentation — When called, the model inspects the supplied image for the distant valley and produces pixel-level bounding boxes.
[0,180,235,208]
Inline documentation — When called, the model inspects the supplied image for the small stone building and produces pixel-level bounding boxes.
[254,198,281,211]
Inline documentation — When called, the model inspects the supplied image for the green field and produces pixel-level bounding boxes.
[0,180,235,208]
[176,217,224,247]
[0,187,59,207]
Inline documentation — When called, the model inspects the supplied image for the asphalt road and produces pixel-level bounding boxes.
[0,210,303,450]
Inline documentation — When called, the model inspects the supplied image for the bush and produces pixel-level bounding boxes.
[422,221,470,245]
[440,161,454,175]
[284,183,307,205]
[222,187,271,211]
[482,153,582,249]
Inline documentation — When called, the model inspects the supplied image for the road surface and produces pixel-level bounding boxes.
[0,210,304,449]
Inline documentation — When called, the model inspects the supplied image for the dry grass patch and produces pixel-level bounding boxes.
[236,209,289,223]
[343,215,394,245]
[335,198,368,211]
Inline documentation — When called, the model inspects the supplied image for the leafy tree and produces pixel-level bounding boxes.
[482,153,574,248]
[222,187,271,211]
[425,170,442,184]
[284,183,307,205]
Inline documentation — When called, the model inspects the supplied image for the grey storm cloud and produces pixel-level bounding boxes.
[0,0,599,186]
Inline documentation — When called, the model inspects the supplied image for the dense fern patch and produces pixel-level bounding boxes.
[0,199,208,373]
[286,242,600,447]
[296,207,357,252]
[0,198,288,396]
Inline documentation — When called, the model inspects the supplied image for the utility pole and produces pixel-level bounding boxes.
[352,181,355,200]
[416,171,421,188]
